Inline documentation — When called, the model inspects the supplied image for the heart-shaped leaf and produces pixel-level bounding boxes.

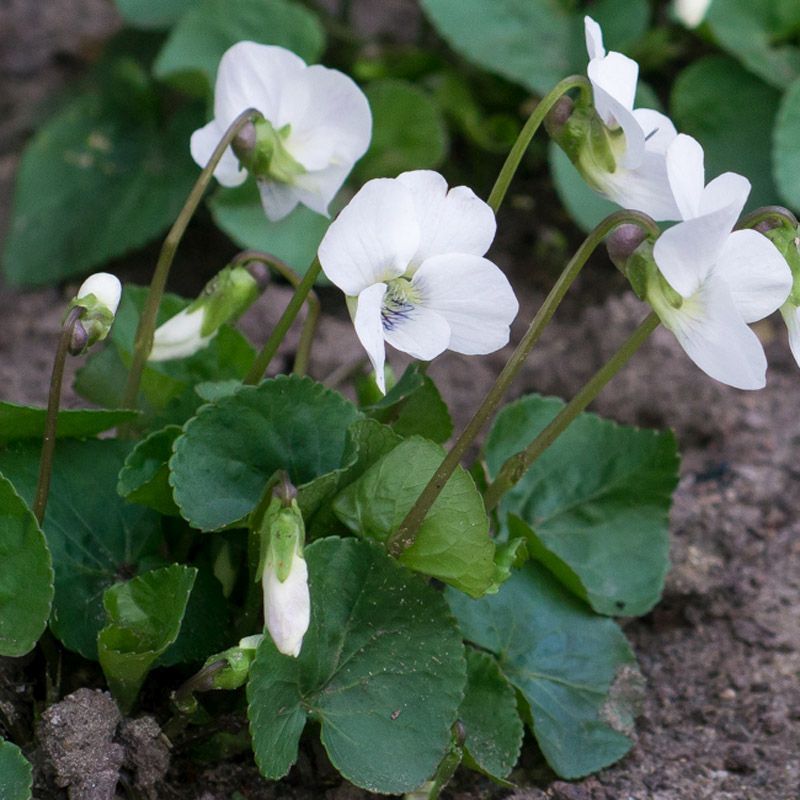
[0,740,32,800]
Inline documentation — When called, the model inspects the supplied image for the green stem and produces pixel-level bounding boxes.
[33,306,85,524]
[121,108,262,410]
[737,205,798,231]
[243,257,322,384]
[231,250,321,376]
[487,74,592,214]
[483,311,659,511]
[386,210,658,557]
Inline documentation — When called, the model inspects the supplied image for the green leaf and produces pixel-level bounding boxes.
[706,0,800,90]
[2,91,201,286]
[159,565,231,666]
[75,286,255,426]
[0,440,164,659]
[247,537,466,793]
[99,564,196,711]
[118,425,182,516]
[154,0,326,94]
[114,0,196,28]
[773,77,800,210]
[354,79,448,182]
[448,562,644,779]
[171,376,363,531]
[459,649,523,781]
[671,56,781,210]
[484,395,677,616]
[0,403,137,443]
[333,437,497,598]
[363,363,453,444]
[0,476,53,657]
[209,182,330,275]
[0,740,32,800]
[418,0,649,95]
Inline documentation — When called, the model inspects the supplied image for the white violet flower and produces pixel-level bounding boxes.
[190,41,372,222]
[673,0,712,28]
[317,170,519,393]
[76,272,122,317]
[648,135,792,389]
[262,547,310,658]
[148,306,212,362]
[583,16,680,220]
[69,272,122,352]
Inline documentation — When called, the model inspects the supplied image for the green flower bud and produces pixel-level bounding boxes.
[764,223,800,307]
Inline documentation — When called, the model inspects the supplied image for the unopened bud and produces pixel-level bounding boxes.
[606,224,648,272]
[764,222,800,306]
[66,272,121,353]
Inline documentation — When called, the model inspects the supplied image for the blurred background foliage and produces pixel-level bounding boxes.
[3,0,800,287]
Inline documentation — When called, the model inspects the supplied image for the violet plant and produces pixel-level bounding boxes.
[2,14,799,799]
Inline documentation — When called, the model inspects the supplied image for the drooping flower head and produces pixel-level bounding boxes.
[646,135,792,389]
[191,41,372,222]
[68,272,122,354]
[317,170,519,393]
[550,17,681,221]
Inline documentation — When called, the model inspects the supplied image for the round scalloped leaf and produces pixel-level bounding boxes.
[118,425,182,516]
[459,649,524,781]
[0,476,53,657]
[0,740,32,800]
[171,376,363,531]
[448,563,644,780]
[484,394,677,617]
[0,440,164,659]
[0,402,137,443]
[247,537,466,793]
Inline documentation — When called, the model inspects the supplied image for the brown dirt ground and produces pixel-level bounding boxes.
[1,2,798,799]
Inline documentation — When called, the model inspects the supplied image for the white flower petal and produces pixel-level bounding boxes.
[666,133,705,219]
[396,170,496,266]
[214,41,305,124]
[280,65,372,172]
[587,52,643,168]
[77,272,121,315]
[698,171,751,219]
[653,205,737,296]
[780,302,800,368]
[264,553,310,658]
[633,109,678,155]
[318,178,419,296]
[584,16,606,60]
[149,307,213,362]
[674,0,712,28]
[715,230,793,322]
[353,283,388,394]
[382,303,451,362]
[291,162,350,217]
[658,276,767,390]
[257,179,301,222]
[190,120,248,187]
[412,254,518,353]
[601,148,681,221]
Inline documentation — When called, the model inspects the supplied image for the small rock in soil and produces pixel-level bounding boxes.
[118,716,171,800]
[37,688,124,800]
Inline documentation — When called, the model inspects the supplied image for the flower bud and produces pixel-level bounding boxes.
[255,483,310,658]
[67,272,122,353]
[201,634,263,691]
[763,223,800,306]
[606,224,648,273]
[148,264,263,362]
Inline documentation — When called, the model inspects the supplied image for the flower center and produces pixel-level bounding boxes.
[381,277,421,331]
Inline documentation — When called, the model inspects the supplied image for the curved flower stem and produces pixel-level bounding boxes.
[33,306,86,524]
[231,250,321,377]
[386,209,659,557]
[244,257,322,384]
[487,74,592,214]
[121,108,262,410]
[737,205,799,231]
[483,311,659,512]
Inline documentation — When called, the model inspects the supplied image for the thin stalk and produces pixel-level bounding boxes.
[386,210,659,556]
[121,108,262,410]
[487,74,592,214]
[483,312,659,511]
[231,250,321,376]
[244,257,322,384]
[737,205,798,231]
[33,306,85,524]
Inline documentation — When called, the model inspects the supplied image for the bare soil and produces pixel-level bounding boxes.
[1,3,798,799]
